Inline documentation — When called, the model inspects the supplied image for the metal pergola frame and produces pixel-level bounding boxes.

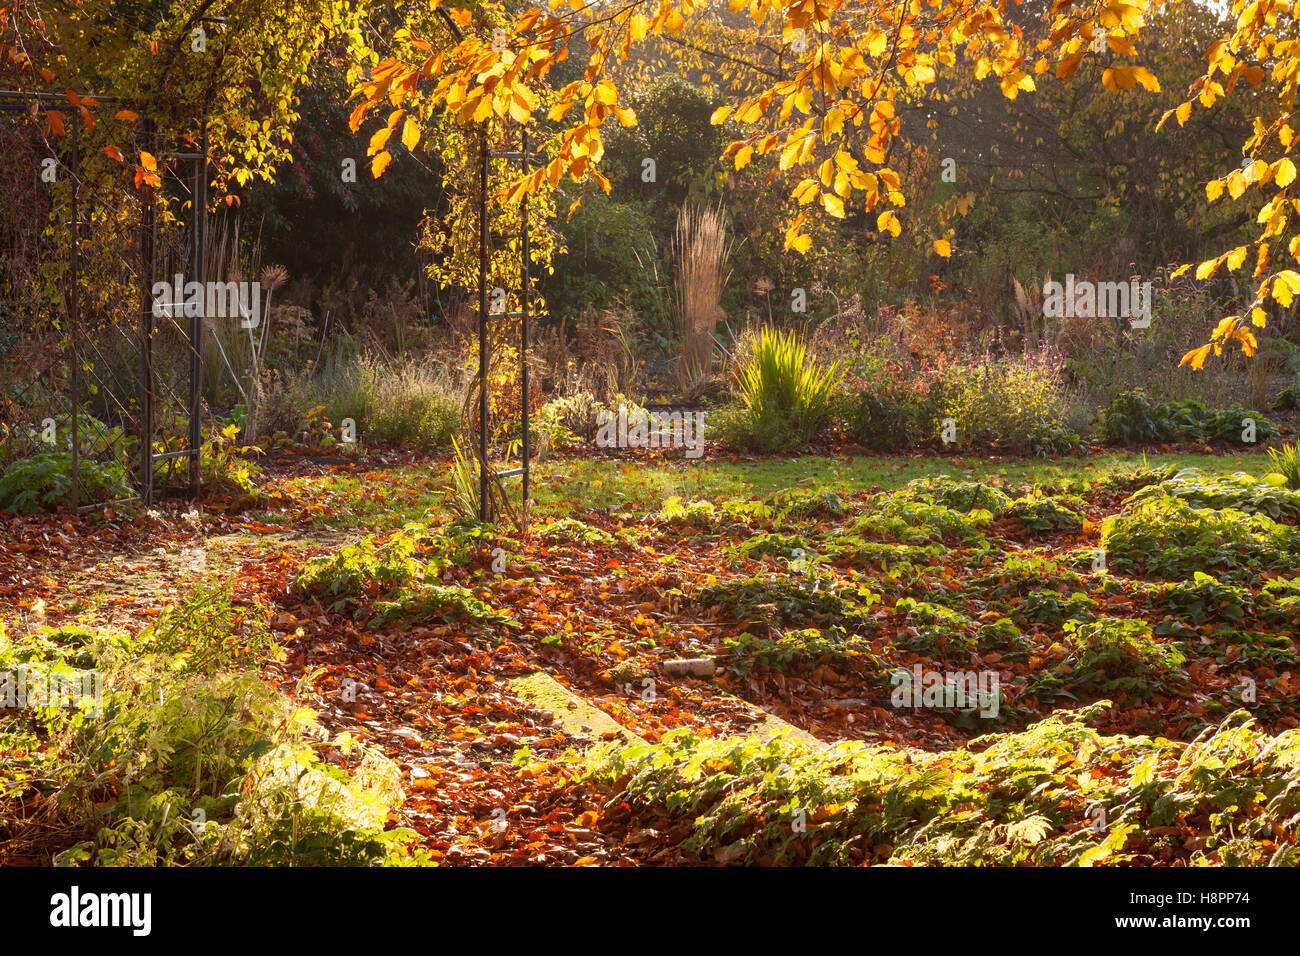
[0,14,224,511]
[436,8,534,524]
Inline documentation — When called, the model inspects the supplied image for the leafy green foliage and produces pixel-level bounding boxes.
[700,574,878,634]
[658,496,717,529]
[895,476,1011,515]
[368,583,509,628]
[724,628,878,675]
[851,497,991,547]
[1005,494,1086,534]
[768,487,845,520]
[1101,495,1300,581]
[297,523,442,608]
[0,453,132,513]
[734,532,813,564]
[892,597,980,657]
[1149,572,1250,628]
[140,578,276,676]
[1039,618,1186,700]
[587,709,1300,866]
[1100,390,1277,445]
[196,425,264,500]
[539,517,618,547]
[1,601,419,866]
[1125,468,1300,520]
[296,520,507,631]
[1014,589,1099,630]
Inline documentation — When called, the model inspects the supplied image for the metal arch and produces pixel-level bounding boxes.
[430,8,533,523]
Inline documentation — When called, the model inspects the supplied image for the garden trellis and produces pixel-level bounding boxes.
[0,16,227,509]
[435,8,534,525]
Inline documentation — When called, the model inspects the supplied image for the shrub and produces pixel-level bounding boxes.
[0,453,133,513]
[538,517,618,547]
[724,627,879,674]
[768,487,845,520]
[851,497,991,546]
[1029,421,1086,457]
[539,391,603,440]
[1044,618,1186,699]
[835,344,941,449]
[935,349,1071,451]
[729,327,841,452]
[1004,495,1086,534]
[1101,495,1300,580]
[585,708,1300,866]
[895,476,1011,515]
[1100,390,1276,445]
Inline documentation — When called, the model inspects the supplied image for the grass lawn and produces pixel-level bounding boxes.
[279,449,1272,528]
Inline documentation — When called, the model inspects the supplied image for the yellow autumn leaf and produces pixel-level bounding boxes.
[785,212,812,253]
[1273,271,1300,307]
[1133,67,1160,93]
[368,126,392,156]
[821,192,845,218]
[1057,52,1083,80]
[1180,344,1213,369]
[933,239,951,257]
[371,150,392,178]
[1276,158,1297,188]
[1107,35,1137,56]
[1000,71,1035,99]
[401,116,420,151]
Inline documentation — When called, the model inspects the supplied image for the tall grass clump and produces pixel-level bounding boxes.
[723,326,841,452]
[673,202,731,391]
[1268,442,1300,490]
[310,350,461,450]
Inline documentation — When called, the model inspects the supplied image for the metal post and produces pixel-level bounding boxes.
[477,125,490,521]
[139,118,155,507]
[520,126,530,508]
[189,121,207,500]
[69,119,80,509]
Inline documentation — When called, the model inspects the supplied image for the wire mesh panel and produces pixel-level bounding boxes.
[0,92,202,510]
[0,95,72,479]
